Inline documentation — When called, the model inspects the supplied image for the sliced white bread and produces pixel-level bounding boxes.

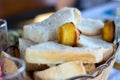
[19,38,48,71]
[0,52,18,75]
[1,51,11,58]
[23,7,81,43]
[25,41,104,64]
[76,35,114,61]
[3,58,18,75]
[19,38,36,58]
[34,61,86,80]
[76,18,104,36]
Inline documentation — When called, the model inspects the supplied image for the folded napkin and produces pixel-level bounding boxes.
[108,68,120,80]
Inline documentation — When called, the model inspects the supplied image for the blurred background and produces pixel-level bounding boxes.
[0,0,120,29]
[0,1,120,79]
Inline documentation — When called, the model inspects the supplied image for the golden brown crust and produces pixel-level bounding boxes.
[26,62,48,71]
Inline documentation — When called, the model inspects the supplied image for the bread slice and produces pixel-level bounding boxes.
[1,51,11,58]
[76,18,104,36]
[19,38,36,58]
[25,41,104,64]
[2,58,18,75]
[23,7,81,43]
[19,38,48,71]
[34,61,86,80]
[0,52,18,75]
[76,35,114,61]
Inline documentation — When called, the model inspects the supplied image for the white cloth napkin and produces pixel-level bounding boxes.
[108,68,120,80]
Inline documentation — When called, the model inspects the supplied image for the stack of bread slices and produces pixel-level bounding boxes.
[19,7,114,80]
